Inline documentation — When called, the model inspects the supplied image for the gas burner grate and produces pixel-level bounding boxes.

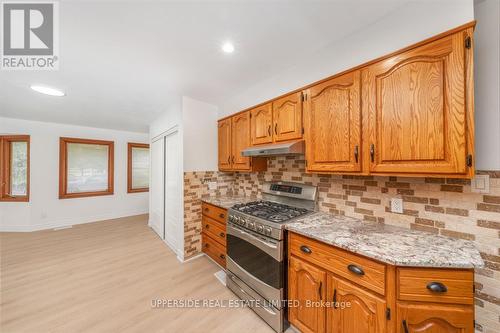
[232,201,309,223]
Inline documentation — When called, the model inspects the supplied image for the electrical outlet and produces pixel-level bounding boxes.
[208,181,217,190]
[471,175,489,194]
[391,198,403,214]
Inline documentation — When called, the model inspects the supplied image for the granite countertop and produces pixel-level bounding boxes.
[286,212,484,269]
[201,195,258,210]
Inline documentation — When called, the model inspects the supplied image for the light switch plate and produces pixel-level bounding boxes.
[208,181,217,190]
[391,198,404,214]
[471,175,490,193]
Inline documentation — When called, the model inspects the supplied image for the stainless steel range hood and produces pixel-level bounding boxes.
[241,140,304,157]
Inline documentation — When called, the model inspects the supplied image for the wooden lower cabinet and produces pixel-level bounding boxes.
[287,232,476,333]
[288,256,326,333]
[201,202,227,268]
[327,274,386,333]
[396,302,474,333]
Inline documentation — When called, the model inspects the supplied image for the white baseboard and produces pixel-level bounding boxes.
[178,252,204,263]
[0,211,149,232]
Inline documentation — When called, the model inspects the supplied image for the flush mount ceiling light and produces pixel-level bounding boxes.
[30,85,65,97]
[222,42,235,54]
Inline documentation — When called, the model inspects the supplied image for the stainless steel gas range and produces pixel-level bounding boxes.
[226,182,317,333]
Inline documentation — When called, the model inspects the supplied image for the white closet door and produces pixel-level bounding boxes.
[150,138,164,239]
[164,130,181,252]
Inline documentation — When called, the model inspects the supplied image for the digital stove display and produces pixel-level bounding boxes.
[270,184,302,194]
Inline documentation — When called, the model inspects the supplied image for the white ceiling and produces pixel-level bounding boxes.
[0,0,409,133]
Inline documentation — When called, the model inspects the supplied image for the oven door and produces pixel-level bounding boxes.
[226,223,283,303]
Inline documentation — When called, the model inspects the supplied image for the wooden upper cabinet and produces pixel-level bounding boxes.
[231,112,251,170]
[218,118,232,171]
[289,256,326,333]
[250,103,273,145]
[304,70,362,173]
[396,302,473,333]
[363,29,473,176]
[272,92,303,142]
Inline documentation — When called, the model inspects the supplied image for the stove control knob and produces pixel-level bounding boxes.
[264,227,272,235]
[235,216,241,224]
[247,222,254,229]
[257,225,264,233]
[229,215,235,222]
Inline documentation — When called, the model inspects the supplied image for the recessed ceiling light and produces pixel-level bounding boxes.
[30,85,65,97]
[222,42,235,54]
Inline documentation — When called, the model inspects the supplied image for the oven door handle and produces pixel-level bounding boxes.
[227,224,281,261]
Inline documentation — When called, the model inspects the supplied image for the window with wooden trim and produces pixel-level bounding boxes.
[127,142,149,193]
[59,137,114,199]
[0,135,30,202]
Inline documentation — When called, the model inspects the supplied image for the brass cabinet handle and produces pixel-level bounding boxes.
[220,254,226,259]
[204,207,209,212]
[219,213,225,218]
[274,123,278,135]
[347,264,365,276]
[354,145,359,163]
[268,125,271,136]
[219,232,225,238]
[205,243,209,248]
[227,156,230,164]
[205,224,209,229]
[370,144,375,162]
[426,281,447,293]
[318,281,322,300]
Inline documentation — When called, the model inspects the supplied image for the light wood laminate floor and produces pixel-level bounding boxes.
[0,215,275,333]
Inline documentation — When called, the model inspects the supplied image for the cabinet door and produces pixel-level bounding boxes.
[327,274,386,333]
[273,92,303,142]
[304,70,362,173]
[289,256,326,333]
[218,118,232,171]
[396,302,473,333]
[250,103,273,145]
[363,31,469,175]
[231,112,251,171]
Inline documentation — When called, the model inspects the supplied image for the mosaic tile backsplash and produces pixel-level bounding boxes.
[184,156,500,333]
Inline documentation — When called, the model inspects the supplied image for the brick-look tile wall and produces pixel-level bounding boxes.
[183,156,500,332]
[183,171,234,258]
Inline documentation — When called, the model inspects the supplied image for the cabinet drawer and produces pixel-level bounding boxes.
[397,267,474,305]
[201,202,227,224]
[202,215,226,247]
[202,234,226,268]
[289,232,386,295]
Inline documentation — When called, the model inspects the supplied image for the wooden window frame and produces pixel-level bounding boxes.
[0,135,30,202]
[127,142,149,193]
[59,137,114,199]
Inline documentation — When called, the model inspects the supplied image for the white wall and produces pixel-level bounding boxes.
[218,0,474,118]
[182,96,218,172]
[0,117,149,231]
[474,0,500,170]
[150,97,183,139]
